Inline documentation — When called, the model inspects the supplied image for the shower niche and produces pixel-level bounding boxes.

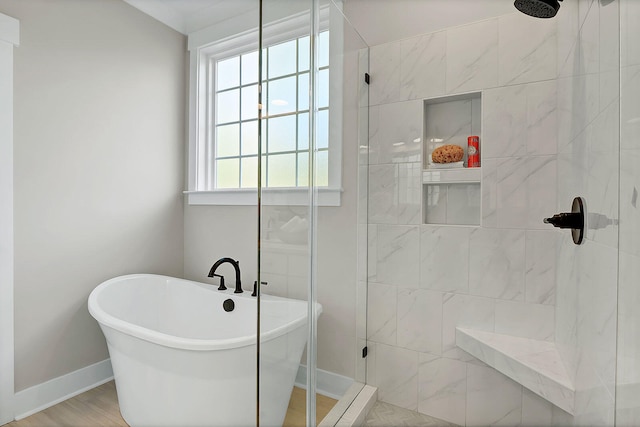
[422,92,482,226]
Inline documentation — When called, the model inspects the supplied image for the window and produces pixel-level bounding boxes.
[186,16,340,206]
[213,32,329,190]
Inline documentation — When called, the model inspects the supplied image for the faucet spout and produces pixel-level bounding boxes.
[208,257,243,293]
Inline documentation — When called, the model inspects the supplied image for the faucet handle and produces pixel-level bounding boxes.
[212,274,226,291]
[251,280,268,297]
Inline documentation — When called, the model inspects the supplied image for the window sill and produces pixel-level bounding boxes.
[184,187,342,206]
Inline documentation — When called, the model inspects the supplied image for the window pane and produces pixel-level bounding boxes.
[268,153,296,187]
[316,149,328,186]
[217,56,239,91]
[268,39,296,79]
[216,124,240,158]
[297,152,309,186]
[268,76,296,116]
[298,35,310,72]
[217,89,239,124]
[318,69,329,109]
[241,51,258,85]
[216,158,239,188]
[298,73,309,111]
[298,113,309,150]
[241,85,258,120]
[241,121,258,156]
[267,115,296,153]
[241,156,257,188]
[319,31,329,68]
[317,109,328,149]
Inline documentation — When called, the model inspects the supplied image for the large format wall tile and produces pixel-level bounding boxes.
[400,31,446,101]
[373,343,419,410]
[376,225,420,287]
[498,12,557,86]
[525,230,557,305]
[442,293,495,361]
[397,289,443,354]
[418,354,467,426]
[377,100,423,164]
[469,228,525,301]
[466,364,523,426]
[367,282,397,345]
[446,19,498,94]
[420,225,470,293]
[369,41,401,105]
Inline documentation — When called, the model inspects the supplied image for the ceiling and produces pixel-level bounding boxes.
[123,0,516,44]
[123,0,259,35]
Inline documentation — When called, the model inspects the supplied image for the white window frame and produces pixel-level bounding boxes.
[185,8,342,206]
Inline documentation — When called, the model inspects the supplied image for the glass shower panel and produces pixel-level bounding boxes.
[616,0,640,424]
[257,0,369,425]
[258,1,314,426]
[553,0,620,425]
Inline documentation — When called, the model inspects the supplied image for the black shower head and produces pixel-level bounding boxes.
[514,0,563,18]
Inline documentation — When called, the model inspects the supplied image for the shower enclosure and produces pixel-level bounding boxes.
[192,0,640,425]
[355,0,640,425]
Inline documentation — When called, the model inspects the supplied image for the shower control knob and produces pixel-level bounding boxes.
[544,197,585,245]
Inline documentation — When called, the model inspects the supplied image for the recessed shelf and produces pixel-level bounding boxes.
[423,167,481,184]
[456,327,576,415]
[422,92,482,226]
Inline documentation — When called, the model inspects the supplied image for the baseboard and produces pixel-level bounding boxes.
[295,365,354,400]
[13,360,350,421]
[14,359,113,420]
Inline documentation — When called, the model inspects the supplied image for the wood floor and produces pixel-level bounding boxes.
[7,381,337,427]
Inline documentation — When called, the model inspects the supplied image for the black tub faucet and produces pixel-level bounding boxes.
[208,257,243,294]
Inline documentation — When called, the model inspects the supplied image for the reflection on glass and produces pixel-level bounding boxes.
[216,158,239,188]
[316,150,328,186]
[298,113,309,150]
[298,35,310,72]
[319,31,330,68]
[297,152,309,186]
[241,156,257,188]
[269,76,297,115]
[298,73,309,111]
[217,89,239,124]
[241,85,259,120]
[217,56,239,90]
[241,51,258,85]
[216,124,240,157]
[318,69,329,108]
[241,121,259,156]
[317,110,328,149]
[268,153,296,187]
[268,115,297,153]
[268,39,297,79]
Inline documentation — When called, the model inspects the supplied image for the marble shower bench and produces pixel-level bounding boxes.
[455,327,575,415]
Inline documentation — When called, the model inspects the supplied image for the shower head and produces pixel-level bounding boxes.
[514,0,562,18]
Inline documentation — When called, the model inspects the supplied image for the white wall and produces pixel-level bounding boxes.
[0,0,187,392]
[0,11,18,425]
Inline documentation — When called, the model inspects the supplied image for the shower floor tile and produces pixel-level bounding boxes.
[364,401,459,427]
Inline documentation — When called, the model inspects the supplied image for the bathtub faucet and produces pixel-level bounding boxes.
[208,257,243,294]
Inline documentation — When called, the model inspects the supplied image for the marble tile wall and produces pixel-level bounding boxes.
[616,0,640,424]
[366,10,562,426]
[365,1,622,425]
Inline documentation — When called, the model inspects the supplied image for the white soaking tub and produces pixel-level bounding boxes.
[88,274,319,427]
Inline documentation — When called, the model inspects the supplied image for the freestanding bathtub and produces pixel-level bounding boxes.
[88,274,320,427]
